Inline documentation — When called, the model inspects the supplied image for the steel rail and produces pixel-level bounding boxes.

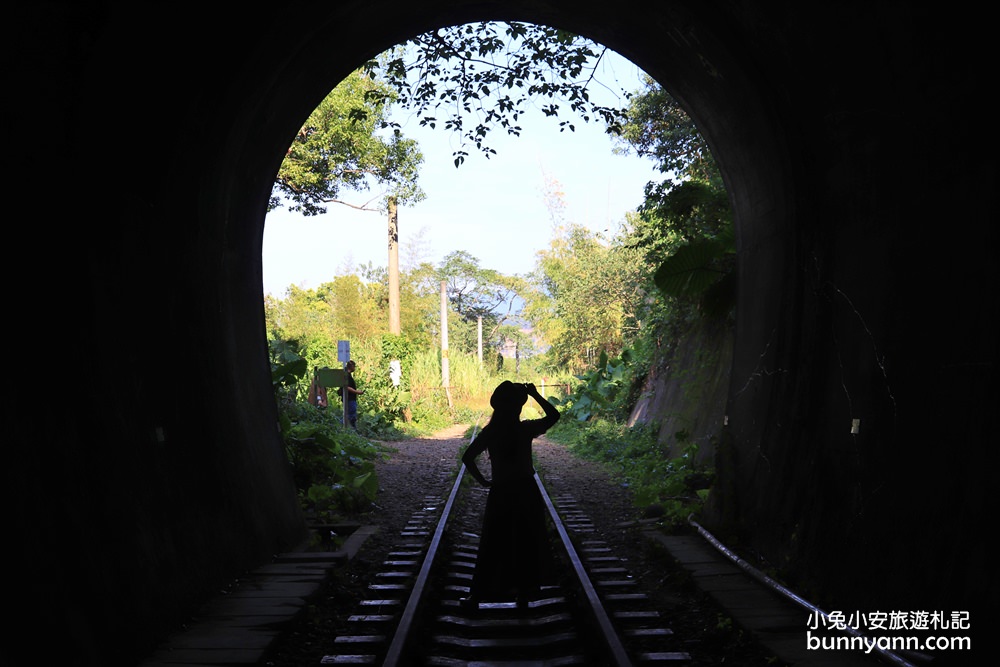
[379,453,635,666]
[689,516,928,667]
[381,462,467,667]
[535,472,634,667]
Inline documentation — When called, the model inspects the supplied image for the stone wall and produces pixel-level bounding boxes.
[628,317,735,468]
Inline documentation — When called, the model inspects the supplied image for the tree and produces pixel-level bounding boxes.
[358,261,439,348]
[264,275,385,365]
[267,25,669,362]
[526,222,643,373]
[613,78,735,319]
[438,251,517,317]
[271,23,641,214]
[266,283,337,344]
[319,274,385,340]
[613,74,716,182]
[435,250,527,354]
[269,68,425,216]
[363,22,633,166]
[522,177,645,373]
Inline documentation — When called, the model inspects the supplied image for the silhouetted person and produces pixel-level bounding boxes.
[461,381,560,607]
[342,360,364,430]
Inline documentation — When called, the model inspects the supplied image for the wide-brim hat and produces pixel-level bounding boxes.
[490,380,527,411]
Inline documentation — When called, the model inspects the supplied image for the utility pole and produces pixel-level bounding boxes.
[440,280,451,407]
[477,315,483,366]
[387,196,400,335]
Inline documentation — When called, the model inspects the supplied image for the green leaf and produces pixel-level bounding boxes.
[272,358,308,385]
[700,270,737,319]
[653,238,725,298]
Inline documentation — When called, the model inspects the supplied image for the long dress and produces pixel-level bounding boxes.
[468,414,559,602]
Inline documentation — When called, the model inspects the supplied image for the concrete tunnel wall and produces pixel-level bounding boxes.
[5,2,993,664]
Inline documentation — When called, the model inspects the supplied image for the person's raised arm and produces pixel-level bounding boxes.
[461,433,491,487]
[525,383,560,429]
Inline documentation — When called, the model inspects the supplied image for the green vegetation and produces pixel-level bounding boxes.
[364,22,632,166]
[269,68,425,217]
[543,348,715,528]
[268,332,573,522]
[548,418,714,528]
[266,25,733,529]
[270,338,386,523]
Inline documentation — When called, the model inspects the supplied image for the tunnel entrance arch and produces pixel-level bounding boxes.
[256,11,772,516]
[235,2,792,573]
[238,4,794,493]
[218,2,985,618]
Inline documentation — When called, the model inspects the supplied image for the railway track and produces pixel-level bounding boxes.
[318,462,693,666]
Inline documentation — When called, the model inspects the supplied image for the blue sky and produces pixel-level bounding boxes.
[261,51,662,297]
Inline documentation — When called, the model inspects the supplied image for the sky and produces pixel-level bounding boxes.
[261,51,662,297]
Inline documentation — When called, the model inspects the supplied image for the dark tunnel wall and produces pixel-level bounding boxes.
[5,2,993,663]
[704,5,995,621]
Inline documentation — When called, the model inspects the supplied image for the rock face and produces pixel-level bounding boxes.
[628,317,735,468]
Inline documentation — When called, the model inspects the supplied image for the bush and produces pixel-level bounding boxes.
[279,393,390,523]
[548,350,635,423]
[269,338,395,521]
[547,416,714,529]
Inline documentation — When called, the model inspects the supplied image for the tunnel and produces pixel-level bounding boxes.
[6,2,992,664]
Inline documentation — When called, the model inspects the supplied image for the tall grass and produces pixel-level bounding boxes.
[408,348,576,425]
[279,330,576,435]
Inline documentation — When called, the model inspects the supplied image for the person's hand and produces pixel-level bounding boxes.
[524,383,537,395]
